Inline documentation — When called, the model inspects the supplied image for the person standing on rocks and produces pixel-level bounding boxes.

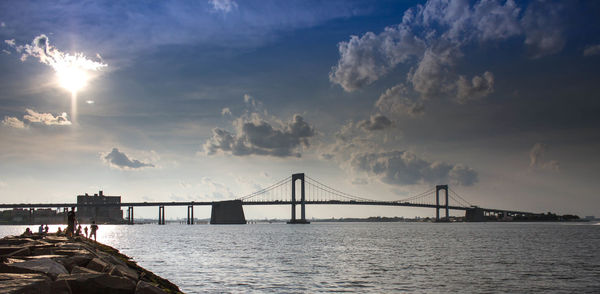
[84,226,89,238]
[67,206,76,238]
[90,221,98,241]
[44,224,49,234]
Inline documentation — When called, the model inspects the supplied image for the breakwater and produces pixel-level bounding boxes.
[0,233,182,293]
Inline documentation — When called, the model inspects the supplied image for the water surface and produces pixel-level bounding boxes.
[2,222,599,293]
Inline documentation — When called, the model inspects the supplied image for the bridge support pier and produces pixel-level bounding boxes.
[288,173,310,224]
[187,205,194,225]
[158,206,165,225]
[127,206,134,224]
[435,185,449,222]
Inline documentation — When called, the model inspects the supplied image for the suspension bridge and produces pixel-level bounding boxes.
[1,173,539,224]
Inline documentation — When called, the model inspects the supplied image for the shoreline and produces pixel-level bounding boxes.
[0,233,182,293]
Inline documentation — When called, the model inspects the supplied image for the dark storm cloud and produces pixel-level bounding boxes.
[357,114,392,131]
[204,114,315,157]
[351,150,478,186]
[103,148,154,170]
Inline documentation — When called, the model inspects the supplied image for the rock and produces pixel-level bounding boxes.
[86,257,110,272]
[42,236,69,243]
[5,247,31,257]
[57,272,136,294]
[31,247,55,256]
[71,265,101,274]
[58,255,92,272]
[135,280,168,294]
[6,258,69,280]
[110,264,139,281]
[0,237,35,246]
[0,246,27,255]
[50,279,72,294]
[96,250,128,267]
[0,273,52,294]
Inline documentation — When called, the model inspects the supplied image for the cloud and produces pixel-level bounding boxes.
[23,108,71,126]
[529,143,559,172]
[351,150,478,186]
[209,0,238,13]
[103,148,155,170]
[456,71,494,104]
[328,26,425,92]
[376,84,424,117]
[221,107,232,116]
[330,0,564,105]
[5,34,107,89]
[521,0,566,58]
[357,114,392,131]
[204,114,316,157]
[2,116,26,129]
[583,44,600,57]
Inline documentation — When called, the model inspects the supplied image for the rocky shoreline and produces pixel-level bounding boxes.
[0,233,183,293]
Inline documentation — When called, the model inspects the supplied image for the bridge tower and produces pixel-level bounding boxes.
[288,173,310,224]
[435,185,449,222]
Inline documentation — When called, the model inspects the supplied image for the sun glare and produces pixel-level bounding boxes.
[58,66,88,94]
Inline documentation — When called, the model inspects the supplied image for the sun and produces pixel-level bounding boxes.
[57,66,88,94]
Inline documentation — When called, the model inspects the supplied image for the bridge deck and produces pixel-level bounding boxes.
[0,200,537,216]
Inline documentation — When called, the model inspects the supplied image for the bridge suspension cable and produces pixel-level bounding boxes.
[448,188,473,208]
[236,175,291,201]
[304,175,378,202]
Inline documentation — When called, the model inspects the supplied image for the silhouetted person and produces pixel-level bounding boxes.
[84,226,89,238]
[44,224,49,234]
[23,228,32,236]
[38,224,44,235]
[57,227,63,235]
[67,207,76,237]
[76,224,82,236]
[90,221,98,241]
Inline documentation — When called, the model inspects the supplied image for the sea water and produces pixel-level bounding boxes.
[2,222,599,293]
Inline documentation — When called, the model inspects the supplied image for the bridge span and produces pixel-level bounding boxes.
[0,173,540,224]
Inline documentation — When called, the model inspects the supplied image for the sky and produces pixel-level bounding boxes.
[1,0,599,220]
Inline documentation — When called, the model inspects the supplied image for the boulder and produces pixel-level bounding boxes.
[50,279,72,294]
[5,247,31,257]
[0,273,52,294]
[6,258,69,280]
[57,272,136,294]
[58,255,93,272]
[71,265,100,274]
[0,237,35,246]
[135,280,168,294]
[96,251,128,267]
[0,246,27,255]
[86,257,110,272]
[110,264,139,281]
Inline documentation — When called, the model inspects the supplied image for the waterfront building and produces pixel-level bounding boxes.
[77,191,124,224]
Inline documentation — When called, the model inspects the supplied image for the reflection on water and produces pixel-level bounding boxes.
[2,222,599,293]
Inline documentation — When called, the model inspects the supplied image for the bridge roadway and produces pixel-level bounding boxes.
[0,200,538,216]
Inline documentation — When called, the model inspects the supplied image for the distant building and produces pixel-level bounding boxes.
[584,216,595,220]
[77,191,124,224]
[0,208,65,224]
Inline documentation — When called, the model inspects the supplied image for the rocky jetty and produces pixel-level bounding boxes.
[0,233,182,294]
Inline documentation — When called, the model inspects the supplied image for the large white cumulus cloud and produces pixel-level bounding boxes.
[330,0,565,107]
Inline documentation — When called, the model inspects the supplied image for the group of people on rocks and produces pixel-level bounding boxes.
[22,207,99,241]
